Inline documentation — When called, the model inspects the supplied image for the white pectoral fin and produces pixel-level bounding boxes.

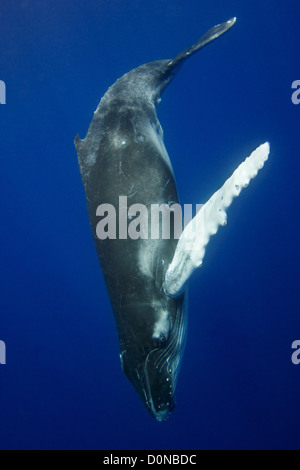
[164,142,270,298]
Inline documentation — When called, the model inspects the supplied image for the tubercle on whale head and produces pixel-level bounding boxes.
[121,345,177,422]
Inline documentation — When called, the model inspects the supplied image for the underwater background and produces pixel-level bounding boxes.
[0,0,300,450]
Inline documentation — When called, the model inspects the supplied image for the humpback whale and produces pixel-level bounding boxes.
[75,17,269,421]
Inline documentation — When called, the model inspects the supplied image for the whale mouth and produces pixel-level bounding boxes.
[141,342,178,421]
[141,353,176,421]
[138,294,187,421]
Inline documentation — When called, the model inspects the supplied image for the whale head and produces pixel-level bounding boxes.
[118,293,186,421]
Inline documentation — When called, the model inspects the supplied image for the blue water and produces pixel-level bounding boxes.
[0,0,299,450]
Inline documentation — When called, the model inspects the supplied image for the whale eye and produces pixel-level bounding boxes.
[159,333,167,343]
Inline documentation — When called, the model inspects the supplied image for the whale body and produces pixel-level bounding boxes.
[75,18,269,421]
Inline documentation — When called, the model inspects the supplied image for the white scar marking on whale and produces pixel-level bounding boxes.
[152,308,170,339]
[86,152,96,167]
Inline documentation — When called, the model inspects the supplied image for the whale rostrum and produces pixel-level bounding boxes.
[75,17,269,421]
